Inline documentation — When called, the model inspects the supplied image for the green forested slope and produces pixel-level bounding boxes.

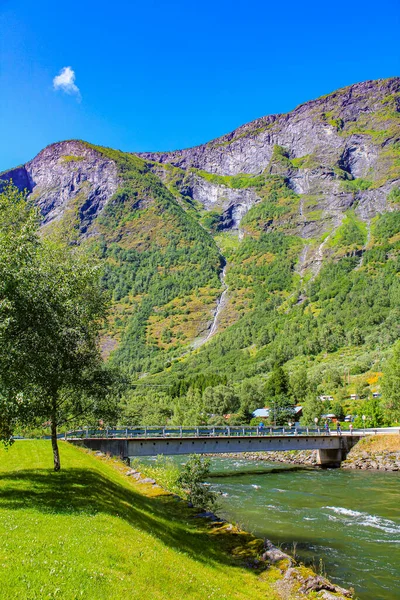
[119,188,399,426]
[82,146,223,372]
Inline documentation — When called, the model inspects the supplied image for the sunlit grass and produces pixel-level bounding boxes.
[355,434,400,453]
[0,441,282,600]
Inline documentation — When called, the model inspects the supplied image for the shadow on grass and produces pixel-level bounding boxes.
[0,467,248,570]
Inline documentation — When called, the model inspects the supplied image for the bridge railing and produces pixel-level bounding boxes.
[63,425,379,440]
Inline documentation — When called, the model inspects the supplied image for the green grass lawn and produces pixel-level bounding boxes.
[0,441,285,600]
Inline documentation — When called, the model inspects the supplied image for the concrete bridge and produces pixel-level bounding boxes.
[67,426,364,467]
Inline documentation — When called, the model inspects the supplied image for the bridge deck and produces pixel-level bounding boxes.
[69,432,362,462]
[65,426,399,465]
[64,425,367,440]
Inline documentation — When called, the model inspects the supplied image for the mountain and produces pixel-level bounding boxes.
[1,77,399,415]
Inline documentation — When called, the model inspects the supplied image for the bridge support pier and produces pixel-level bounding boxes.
[316,435,359,467]
[316,448,343,467]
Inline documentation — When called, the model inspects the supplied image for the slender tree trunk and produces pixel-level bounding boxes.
[51,395,61,471]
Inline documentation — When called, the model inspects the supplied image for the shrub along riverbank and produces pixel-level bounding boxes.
[0,441,353,599]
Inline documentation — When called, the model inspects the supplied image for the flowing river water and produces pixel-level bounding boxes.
[138,455,400,600]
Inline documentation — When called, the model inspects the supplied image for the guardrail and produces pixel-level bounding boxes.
[60,425,399,440]
[65,426,323,439]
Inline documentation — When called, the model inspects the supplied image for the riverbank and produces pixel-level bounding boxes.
[217,434,400,471]
[217,450,319,466]
[132,455,353,600]
[341,434,400,471]
[0,441,352,600]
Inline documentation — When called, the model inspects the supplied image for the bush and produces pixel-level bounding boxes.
[387,187,400,204]
[178,455,217,510]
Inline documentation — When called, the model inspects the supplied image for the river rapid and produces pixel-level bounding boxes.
[138,455,400,600]
[208,457,400,600]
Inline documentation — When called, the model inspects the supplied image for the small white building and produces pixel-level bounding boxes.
[252,408,270,418]
[322,413,337,421]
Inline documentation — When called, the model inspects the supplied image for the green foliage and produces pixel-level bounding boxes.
[328,212,367,249]
[192,169,270,190]
[373,211,400,242]
[203,385,240,415]
[0,183,119,469]
[290,154,321,170]
[266,145,292,173]
[149,226,399,422]
[85,146,222,374]
[271,145,290,159]
[289,368,310,403]
[353,397,388,428]
[263,366,295,424]
[60,155,85,163]
[201,210,222,231]
[119,390,173,426]
[342,178,373,192]
[172,388,207,425]
[241,200,289,225]
[381,341,400,423]
[240,177,299,234]
[133,455,182,496]
[300,394,325,426]
[224,231,300,310]
[5,136,400,434]
[266,365,289,397]
[235,379,267,416]
[178,455,217,510]
[387,186,400,204]
[327,117,344,131]
[170,373,228,397]
[267,395,296,425]
[330,400,345,420]
[128,376,265,426]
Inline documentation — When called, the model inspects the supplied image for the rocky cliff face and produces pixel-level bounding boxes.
[139,77,400,241]
[1,140,119,232]
[139,78,399,177]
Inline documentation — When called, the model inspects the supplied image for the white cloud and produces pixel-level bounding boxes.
[53,66,81,99]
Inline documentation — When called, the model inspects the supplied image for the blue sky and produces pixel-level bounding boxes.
[1,0,399,171]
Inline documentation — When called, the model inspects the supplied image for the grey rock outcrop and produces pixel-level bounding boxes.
[138,78,399,178]
[139,77,400,245]
[182,172,260,229]
[1,140,119,232]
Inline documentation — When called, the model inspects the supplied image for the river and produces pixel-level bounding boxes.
[138,455,400,600]
[209,456,400,600]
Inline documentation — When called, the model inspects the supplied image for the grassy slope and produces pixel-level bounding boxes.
[0,441,287,600]
[349,434,400,454]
